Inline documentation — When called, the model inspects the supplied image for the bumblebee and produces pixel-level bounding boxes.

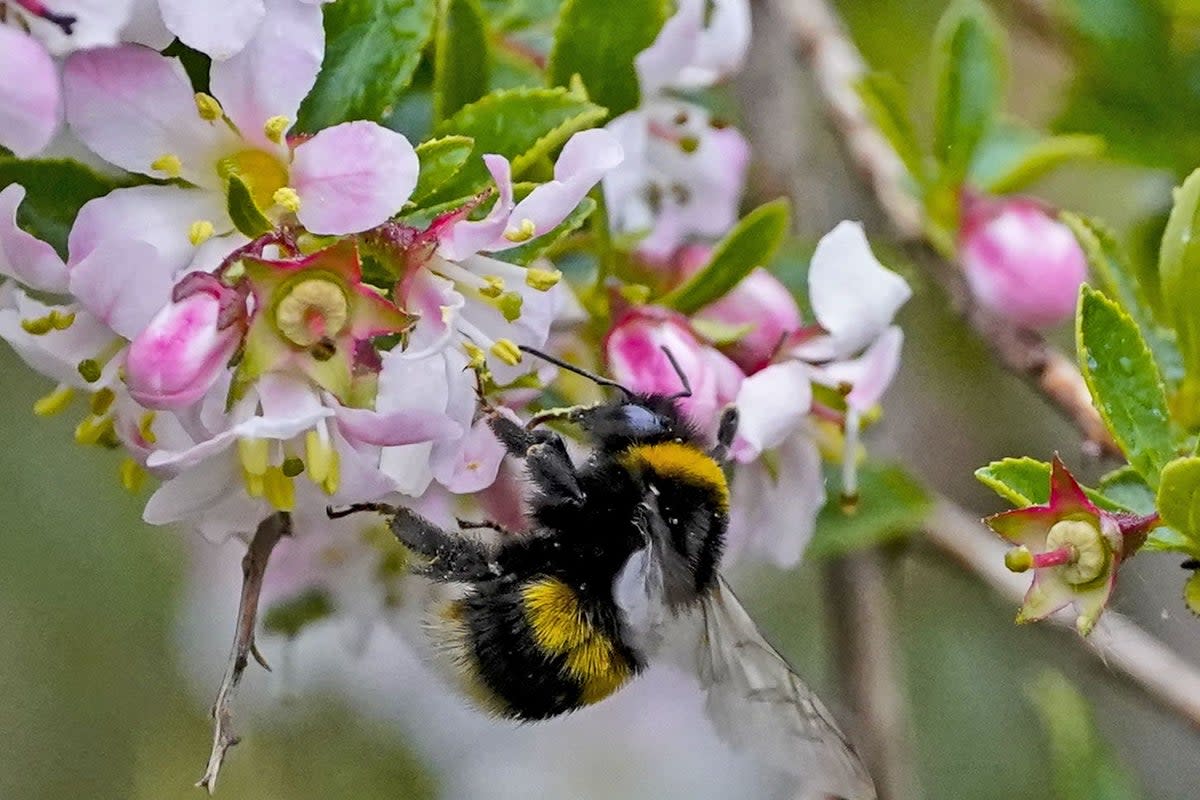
[329,347,875,800]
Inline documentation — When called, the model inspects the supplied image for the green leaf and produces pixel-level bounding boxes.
[1157,167,1200,379]
[1077,285,1173,486]
[500,196,595,265]
[662,199,791,315]
[974,457,1129,512]
[262,589,334,638]
[226,174,272,238]
[1143,526,1197,555]
[1098,465,1155,514]
[1063,213,1182,384]
[427,86,606,201]
[931,0,1006,185]
[296,0,438,131]
[971,127,1103,195]
[1156,457,1200,544]
[411,135,475,204]
[1186,572,1200,615]
[547,0,668,119]
[0,158,127,259]
[856,72,927,186]
[807,463,930,559]
[433,0,489,123]
[1028,671,1143,800]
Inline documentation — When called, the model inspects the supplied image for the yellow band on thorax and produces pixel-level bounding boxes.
[621,441,729,511]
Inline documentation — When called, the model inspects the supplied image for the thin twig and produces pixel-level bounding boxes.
[197,512,290,793]
[769,0,1119,458]
[926,499,1200,730]
[824,554,922,800]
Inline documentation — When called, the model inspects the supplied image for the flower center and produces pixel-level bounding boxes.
[217,148,289,211]
[274,277,349,348]
[1044,519,1109,585]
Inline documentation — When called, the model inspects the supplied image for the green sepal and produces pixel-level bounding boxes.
[662,198,791,315]
[547,0,668,119]
[226,174,273,238]
[1076,285,1173,487]
[411,135,475,205]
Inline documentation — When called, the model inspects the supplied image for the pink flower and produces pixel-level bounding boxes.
[153,0,330,61]
[986,456,1157,636]
[125,273,247,408]
[960,195,1088,329]
[605,306,744,433]
[680,246,802,373]
[604,101,749,262]
[635,0,751,95]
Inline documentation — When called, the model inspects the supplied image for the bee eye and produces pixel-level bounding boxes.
[621,404,662,434]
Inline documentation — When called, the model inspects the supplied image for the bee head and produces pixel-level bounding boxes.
[573,393,699,450]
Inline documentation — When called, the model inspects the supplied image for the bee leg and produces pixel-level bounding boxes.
[390,507,495,582]
[456,517,515,536]
[485,412,585,503]
[525,403,597,430]
[708,406,740,464]
[326,502,400,520]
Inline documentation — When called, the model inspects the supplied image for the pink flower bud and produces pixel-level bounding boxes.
[125,275,245,409]
[959,196,1088,329]
[605,306,743,432]
[679,246,802,372]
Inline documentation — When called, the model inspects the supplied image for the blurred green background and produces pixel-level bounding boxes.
[6,0,1200,798]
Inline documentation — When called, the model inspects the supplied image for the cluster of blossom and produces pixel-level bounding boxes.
[1,0,911,647]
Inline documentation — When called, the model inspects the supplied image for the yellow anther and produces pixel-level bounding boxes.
[263,466,296,511]
[243,469,265,498]
[188,219,215,246]
[273,186,301,213]
[502,218,537,243]
[75,414,114,445]
[440,304,456,324]
[618,283,652,305]
[490,338,522,366]
[264,115,291,144]
[322,449,341,495]
[238,437,269,476]
[77,359,102,383]
[678,135,700,154]
[281,455,305,477]
[462,342,487,369]
[138,411,157,445]
[119,457,146,493]
[151,154,183,178]
[89,387,116,416]
[195,92,223,121]
[525,267,562,291]
[478,275,505,299]
[49,309,75,330]
[497,291,523,322]
[33,385,75,416]
[20,315,54,335]
[305,429,333,484]
[275,278,348,347]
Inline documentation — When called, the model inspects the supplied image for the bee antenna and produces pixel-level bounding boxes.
[660,346,692,400]
[518,345,634,398]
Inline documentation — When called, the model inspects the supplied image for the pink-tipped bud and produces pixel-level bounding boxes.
[678,246,803,373]
[959,195,1088,329]
[125,274,246,409]
[604,306,744,431]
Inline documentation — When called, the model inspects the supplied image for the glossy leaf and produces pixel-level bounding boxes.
[427,86,606,202]
[1156,457,1200,545]
[1077,285,1172,487]
[411,135,475,204]
[0,158,126,259]
[1158,167,1200,379]
[974,457,1128,511]
[931,0,1006,184]
[857,72,926,186]
[806,463,930,559]
[547,0,668,119]
[972,127,1103,195]
[662,199,791,315]
[433,0,489,123]
[296,0,438,131]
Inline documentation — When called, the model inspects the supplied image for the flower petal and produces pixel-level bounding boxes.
[157,0,266,60]
[0,185,69,292]
[487,130,624,252]
[1017,569,1075,623]
[733,361,811,457]
[432,418,505,493]
[336,405,463,447]
[291,122,420,234]
[209,0,323,143]
[1048,454,1098,516]
[808,326,904,412]
[436,154,515,261]
[69,239,176,339]
[63,46,232,185]
[28,0,135,54]
[0,27,60,157]
[985,506,1057,549]
[727,432,825,567]
[635,0,703,96]
[796,221,912,361]
[0,293,111,386]
[1072,566,1118,636]
[679,0,752,89]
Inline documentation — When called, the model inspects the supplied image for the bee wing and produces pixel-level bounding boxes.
[689,575,877,800]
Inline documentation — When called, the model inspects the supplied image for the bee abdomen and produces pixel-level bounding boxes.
[446,577,638,720]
